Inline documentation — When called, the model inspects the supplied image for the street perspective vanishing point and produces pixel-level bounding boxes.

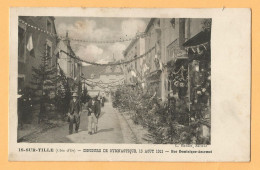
[16,16,211,144]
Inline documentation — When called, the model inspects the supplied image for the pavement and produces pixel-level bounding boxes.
[26,102,138,143]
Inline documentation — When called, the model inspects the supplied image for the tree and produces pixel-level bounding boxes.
[55,65,71,115]
[81,82,91,104]
[30,45,57,123]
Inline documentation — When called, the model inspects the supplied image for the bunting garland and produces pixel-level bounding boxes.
[19,19,175,44]
[59,46,155,66]
[19,19,147,44]
[184,42,210,54]
[86,80,124,89]
[84,78,125,85]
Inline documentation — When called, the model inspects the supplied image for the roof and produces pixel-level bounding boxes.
[82,65,106,79]
[183,30,211,47]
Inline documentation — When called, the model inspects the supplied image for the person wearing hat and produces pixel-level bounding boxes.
[68,92,81,134]
[87,96,99,135]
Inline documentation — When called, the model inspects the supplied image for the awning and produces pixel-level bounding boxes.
[183,30,211,47]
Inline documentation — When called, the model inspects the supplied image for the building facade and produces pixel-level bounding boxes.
[82,64,124,100]
[123,18,211,137]
[18,16,58,92]
[56,32,82,92]
[123,36,145,85]
[138,18,205,101]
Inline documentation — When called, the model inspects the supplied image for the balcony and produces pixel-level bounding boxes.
[167,38,188,64]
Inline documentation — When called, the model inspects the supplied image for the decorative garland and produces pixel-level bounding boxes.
[84,78,125,85]
[184,42,210,54]
[19,19,147,44]
[19,19,175,44]
[87,80,124,88]
[59,46,155,66]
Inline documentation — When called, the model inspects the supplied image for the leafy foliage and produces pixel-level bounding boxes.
[30,46,57,123]
[112,85,210,144]
[81,84,91,104]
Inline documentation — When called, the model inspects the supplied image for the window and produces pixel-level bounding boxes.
[170,18,175,29]
[46,45,51,57]
[47,19,52,33]
[18,26,25,60]
[46,40,53,66]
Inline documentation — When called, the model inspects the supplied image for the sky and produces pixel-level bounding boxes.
[55,17,150,66]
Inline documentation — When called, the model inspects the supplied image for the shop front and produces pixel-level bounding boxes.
[183,30,211,143]
[167,44,190,126]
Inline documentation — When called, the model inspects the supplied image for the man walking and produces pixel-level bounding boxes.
[68,92,81,134]
[87,97,99,135]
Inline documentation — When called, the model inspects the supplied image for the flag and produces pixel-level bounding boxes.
[159,61,163,71]
[54,47,61,57]
[141,83,144,89]
[26,34,34,57]
[57,65,61,76]
[191,47,196,53]
[143,63,149,74]
[131,70,136,77]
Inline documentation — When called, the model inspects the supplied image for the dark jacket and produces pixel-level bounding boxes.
[87,99,99,117]
[69,99,81,115]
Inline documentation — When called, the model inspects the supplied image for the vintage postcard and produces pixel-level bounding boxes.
[9,7,251,161]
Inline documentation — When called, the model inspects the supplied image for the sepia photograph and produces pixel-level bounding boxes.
[17,16,211,144]
[9,8,250,162]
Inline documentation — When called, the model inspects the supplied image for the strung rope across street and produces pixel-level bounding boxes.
[84,78,125,85]
[60,46,155,66]
[19,19,174,44]
[19,19,146,44]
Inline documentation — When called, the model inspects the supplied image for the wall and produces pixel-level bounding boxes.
[18,16,57,91]
[123,37,145,84]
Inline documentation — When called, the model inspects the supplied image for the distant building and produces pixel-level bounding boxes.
[18,16,58,92]
[81,63,124,100]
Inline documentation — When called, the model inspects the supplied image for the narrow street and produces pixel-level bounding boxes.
[27,102,137,143]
